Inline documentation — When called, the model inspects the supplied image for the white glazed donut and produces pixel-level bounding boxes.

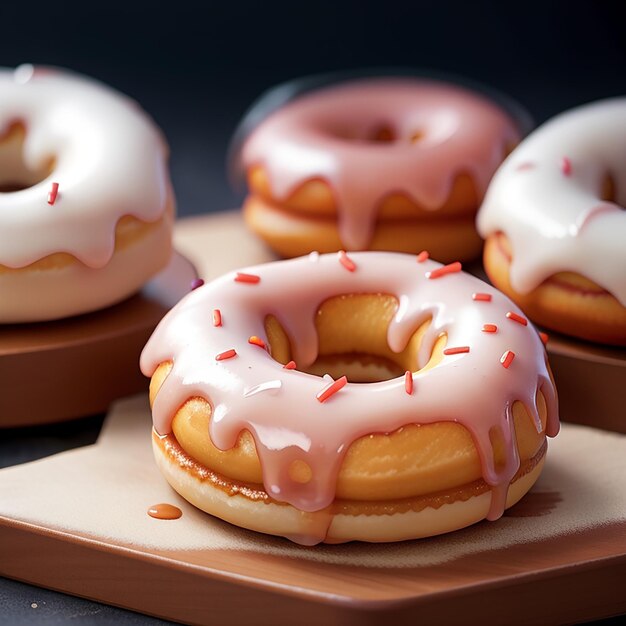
[477,98,626,345]
[141,251,559,544]
[0,65,175,323]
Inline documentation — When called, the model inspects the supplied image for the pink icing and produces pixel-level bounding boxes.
[241,79,520,250]
[140,252,559,544]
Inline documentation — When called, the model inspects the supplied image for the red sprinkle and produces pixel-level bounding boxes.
[248,336,266,349]
[539,332,549,345]
[404,371,413,395]
[501,350,515,369]
[472,292,492,302]
[190,278,204,290]
[213,309,222,327]
[215,349,237,361]
[482,324,498,333]
[47,182,59,205]
[506,311,528,326]
[427,261,462,279]
[416,250,429,263]
[338,250,356,272]
[443,346,470,355]
[561,157,572,176]
[283,360,297,370]
[234,272,260,284]
[316,376,348,403]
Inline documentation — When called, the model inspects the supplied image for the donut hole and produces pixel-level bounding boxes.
[364,126,428,145]
[369,125,396,143]
[328,124,398,144]
[600,174,620,205]
[343,125,426,145]
[264,293,446,383]
[0,122,54,192]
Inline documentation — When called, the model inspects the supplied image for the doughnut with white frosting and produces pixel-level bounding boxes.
[478,98,626,345]
[0,65,174,322]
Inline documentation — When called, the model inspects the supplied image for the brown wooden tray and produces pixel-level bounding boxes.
[0,251,196,427]
[545,332,626,434]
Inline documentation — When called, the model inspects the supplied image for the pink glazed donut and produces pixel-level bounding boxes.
[241,78,521,261]
[141,251,559,545]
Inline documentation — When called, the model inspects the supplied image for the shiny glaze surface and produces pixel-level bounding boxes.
[242,78,519,249]
[0,65,170,269]
[141,252,558,544]
[477,98,626,305]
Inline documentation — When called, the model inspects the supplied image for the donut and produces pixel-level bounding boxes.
[239,78,521,262]
[0,65,175,323]
[140,251,559,545]
[478,98,626,346]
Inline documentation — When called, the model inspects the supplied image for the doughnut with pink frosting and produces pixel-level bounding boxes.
[0,65,174,323]
[141,251,559,545]
[240,78,520,261]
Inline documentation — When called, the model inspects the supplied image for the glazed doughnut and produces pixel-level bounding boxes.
[0,65,174,323]
[478,98,626,345]
[140,252,559,545]
[240,78,521,261]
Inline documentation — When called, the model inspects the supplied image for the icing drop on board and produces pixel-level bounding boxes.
[148,503,183,520]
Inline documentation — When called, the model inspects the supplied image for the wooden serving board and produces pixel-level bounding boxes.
[1,212,625,625]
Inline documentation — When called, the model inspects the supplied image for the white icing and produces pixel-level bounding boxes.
[477,98,626,305]
[0,65,170,269]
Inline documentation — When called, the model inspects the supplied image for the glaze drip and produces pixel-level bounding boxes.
[141,252,558,541]
[241,79,520,249]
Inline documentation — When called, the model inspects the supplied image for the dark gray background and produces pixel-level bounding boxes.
[1,0,624,623]
[2,0,624,218]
